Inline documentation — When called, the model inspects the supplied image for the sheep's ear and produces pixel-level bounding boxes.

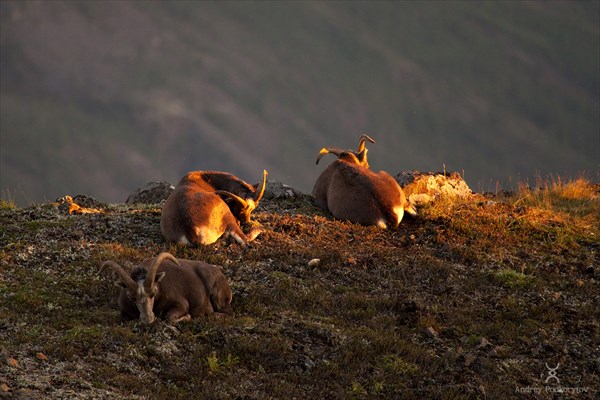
[155,272,166,283]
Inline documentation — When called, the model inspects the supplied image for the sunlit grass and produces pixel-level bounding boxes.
[513,177,599,247]
[419,176,599,254]
[0,189,16,210]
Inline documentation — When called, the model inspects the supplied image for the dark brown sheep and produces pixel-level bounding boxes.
[101,252,232,324]
[313,136,416,228]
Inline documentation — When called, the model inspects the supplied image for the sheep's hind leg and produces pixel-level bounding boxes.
[165,308,191,324]
[226,224,253,245]
[172,314,191,323]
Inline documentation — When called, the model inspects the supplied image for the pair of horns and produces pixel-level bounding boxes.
[316,134,375,164]
[101,252,179,291]
[216,169,268,209]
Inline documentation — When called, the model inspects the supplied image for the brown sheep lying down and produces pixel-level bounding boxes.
[313,135,416,228]
[161,170,267,245]
[101,252,232,324]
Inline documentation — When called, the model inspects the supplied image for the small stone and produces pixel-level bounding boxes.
[308,258,321,267]
[487,347,499,358]
[553,292,561,300]
[478,337,492,349]
[576,279,584,287]
[36,352,48,361]
[464,352,476,366]
[478,385,486,397]
[424,326,439,338]
[5,357,17,368]
[302,358,316,371]
[490,345,505,357]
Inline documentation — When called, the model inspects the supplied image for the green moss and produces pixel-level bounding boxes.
[380,354,419,376]
[491,269,535,289]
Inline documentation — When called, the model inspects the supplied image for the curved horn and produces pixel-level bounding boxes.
[356,147,369,167]
[316,148,329,164]
[145,252,179,289]
[253,169,268,203]
[216,190,255,219]
[357,134,375,152]
[316,147,346,164]
[100,261,137,291]
[215,190,247,207]
[341,151,361,165]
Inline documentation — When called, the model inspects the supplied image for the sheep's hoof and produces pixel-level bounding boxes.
[171,314,191,323]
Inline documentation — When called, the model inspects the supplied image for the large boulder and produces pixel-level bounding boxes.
[125,181,175,205]
[263,180,305,200]
[396,171,472,206]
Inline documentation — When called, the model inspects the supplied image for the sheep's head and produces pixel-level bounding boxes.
[208,269,234,315]
[101,252,179,324]
[216,169,267,223]
[316,134,375,168]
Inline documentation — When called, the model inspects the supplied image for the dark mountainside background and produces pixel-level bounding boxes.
[1,1,598,207]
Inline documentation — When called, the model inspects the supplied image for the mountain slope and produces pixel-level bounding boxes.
[1,1,598,205]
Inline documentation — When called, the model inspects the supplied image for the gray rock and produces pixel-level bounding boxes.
[70,195,107,209]
[126,181,175,204]
[396,170,472,206]
[263,180,305,200]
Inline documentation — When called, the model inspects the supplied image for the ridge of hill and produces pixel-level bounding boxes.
[1,1,599,206]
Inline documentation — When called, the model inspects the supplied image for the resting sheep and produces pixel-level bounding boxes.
[101,252,232,324]
[313,135,416,228]
[161,170,267,245]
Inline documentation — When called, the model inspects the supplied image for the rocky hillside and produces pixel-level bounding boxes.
[1,1,599,206]
[1,178,598,399]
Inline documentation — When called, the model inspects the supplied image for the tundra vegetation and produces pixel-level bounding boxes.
[0,177,598,399]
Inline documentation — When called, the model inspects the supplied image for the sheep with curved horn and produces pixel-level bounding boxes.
[100,252,233,324]
[313,135,416,228]
[161,170,267,245]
